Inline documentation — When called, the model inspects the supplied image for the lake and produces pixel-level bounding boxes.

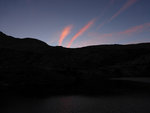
[1,78,150,113]
[1,93,150,113]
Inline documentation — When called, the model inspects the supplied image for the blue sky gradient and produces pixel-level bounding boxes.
[0,0,150,48]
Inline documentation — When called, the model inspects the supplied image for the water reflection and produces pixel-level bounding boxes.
[59,96,73,113]
[1,95,150,113]
[1,77,150,113]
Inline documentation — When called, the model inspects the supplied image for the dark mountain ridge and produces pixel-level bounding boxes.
[0,31,150,91]
[0,31,51,52]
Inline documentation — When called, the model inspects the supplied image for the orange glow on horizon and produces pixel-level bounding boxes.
[59,25,73,46]
[67,19,96,48]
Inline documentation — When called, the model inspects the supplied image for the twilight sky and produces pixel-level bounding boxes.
[0,0,150,48]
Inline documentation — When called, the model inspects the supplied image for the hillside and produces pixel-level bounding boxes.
[0,31,150,91]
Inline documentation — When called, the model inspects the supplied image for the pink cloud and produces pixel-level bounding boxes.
[87,22,150,46]
[59,25,73,46]
[119,23,150,35]
[67,19,96,48]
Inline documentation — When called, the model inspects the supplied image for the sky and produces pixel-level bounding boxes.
[0,0,150,48]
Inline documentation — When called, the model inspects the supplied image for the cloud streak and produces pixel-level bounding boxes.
[97,0,138,30]
[80,23,150,47]
[119,23,150,35]
[59,25,73,46]
[96,0,115,30]
[67,19,96,48]
[109,0,138,22]
[88,22,150,45]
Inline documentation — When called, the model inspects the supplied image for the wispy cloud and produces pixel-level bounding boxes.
[70,22,150,48]
[109,0,138,22]
[67,19,96,48]
[58,25,73,46]
[88,22,150,45]
[96,0,115,30]
[119,23,150,35]
[97,0,138,30]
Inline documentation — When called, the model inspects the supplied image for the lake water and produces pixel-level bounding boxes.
[1,93,150,113]
[1,78,150,113]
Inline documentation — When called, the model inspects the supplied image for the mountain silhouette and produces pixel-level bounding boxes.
[0,31,50,52]
[0,31,150,92]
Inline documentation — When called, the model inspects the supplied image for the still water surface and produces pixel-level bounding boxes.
[1,78,150,113]
[1,94,150,113]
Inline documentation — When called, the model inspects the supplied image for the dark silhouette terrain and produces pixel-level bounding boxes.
[0,31,150,95]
